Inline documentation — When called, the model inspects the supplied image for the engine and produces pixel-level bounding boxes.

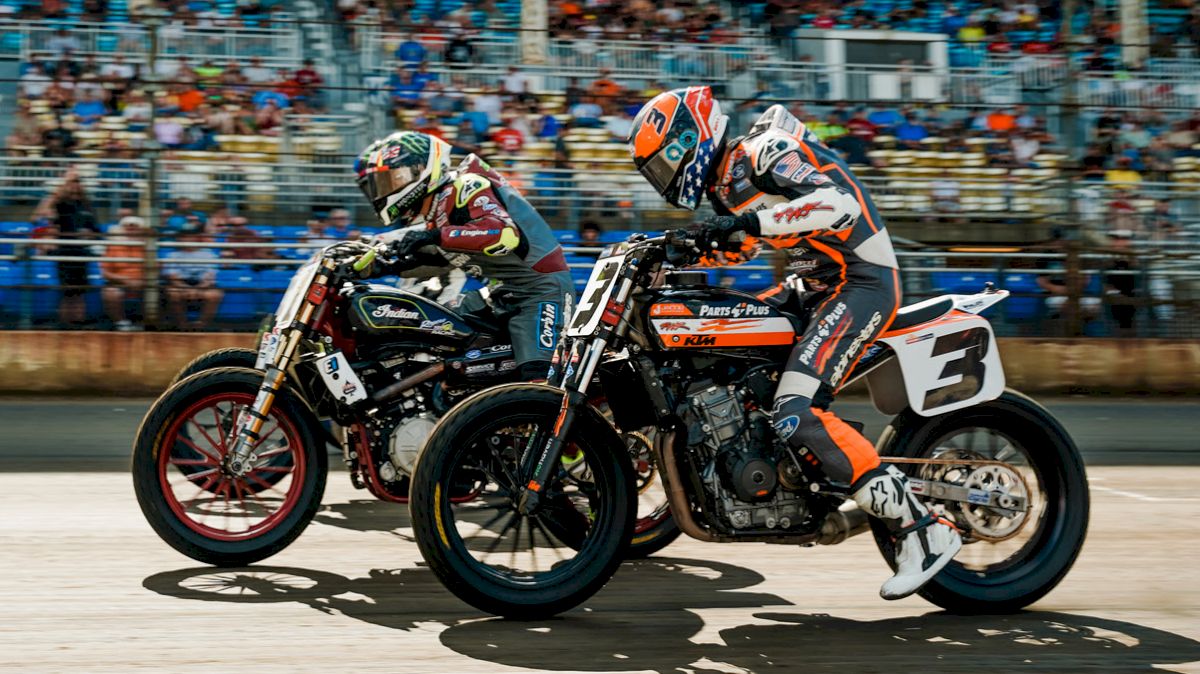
[684,381,811,531]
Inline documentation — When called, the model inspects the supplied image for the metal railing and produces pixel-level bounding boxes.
[1,237,1195,337]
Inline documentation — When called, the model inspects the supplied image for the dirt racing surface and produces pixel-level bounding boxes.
[2,465,1199,673]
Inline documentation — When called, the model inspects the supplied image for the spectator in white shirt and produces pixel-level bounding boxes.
[100,55,136,82]
[473,84,503,126]
[243,56,275,85]
[20,64,51,99]
[46,29,80,58]
[501,65,530,96]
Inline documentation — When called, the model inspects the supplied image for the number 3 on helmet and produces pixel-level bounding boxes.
[354,131,453,226]
[628,86,729,211]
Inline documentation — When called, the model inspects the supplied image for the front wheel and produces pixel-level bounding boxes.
[410,384,635,619]
[132,367,327,566]
[872,389,1089,613]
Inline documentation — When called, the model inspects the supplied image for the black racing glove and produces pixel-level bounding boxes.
[391,228,441,258]
[692,213,761,252]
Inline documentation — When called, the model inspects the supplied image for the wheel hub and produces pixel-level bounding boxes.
[959,464,1030,541]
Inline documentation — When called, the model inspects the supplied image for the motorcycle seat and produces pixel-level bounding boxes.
[890,297,955,331]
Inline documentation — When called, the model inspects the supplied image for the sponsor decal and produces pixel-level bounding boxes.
[905,332,935,345]
[537,302,557,350]
[657,321,687,332]
[420,318,454,333]
[909,480,927,495]
[499,360,517,372]
[465,349,482,360]
[465,363,494,375]
[774,201,834,223]
[448,228,501,238]
[323,358,339,375]
[798,334,822,366]
[698,318,764,333]
[684,335,717,346]
[830,311,883,386]
[651,303,692,317]
[967,489,992,505]
[698,302,772,318]
[730,162,746,180]
[342,381,358,396]
[959,298,986,311]
[371,304,420,321]
[756,137,797,173]
[773,415,800,439]
[816,302,848,334]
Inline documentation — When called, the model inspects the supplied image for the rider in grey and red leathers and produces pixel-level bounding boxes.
[629,87,961,600]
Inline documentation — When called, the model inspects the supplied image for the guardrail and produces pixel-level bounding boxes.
[1,237,1195,337]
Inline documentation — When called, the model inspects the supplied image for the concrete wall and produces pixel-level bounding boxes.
[0,331,1197,396]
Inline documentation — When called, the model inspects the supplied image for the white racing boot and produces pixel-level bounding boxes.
[853,465,963,600]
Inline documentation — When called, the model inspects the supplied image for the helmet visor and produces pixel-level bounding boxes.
[357,165,422,206]
[639,150,680,200]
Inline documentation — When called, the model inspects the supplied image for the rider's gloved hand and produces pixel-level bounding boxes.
[692,213,759,252]
[391,227,441,258]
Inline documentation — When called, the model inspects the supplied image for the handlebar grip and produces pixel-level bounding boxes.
[352,247,377,273]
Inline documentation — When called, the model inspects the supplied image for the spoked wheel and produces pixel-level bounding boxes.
[410,385,634,619]
[133,367,327,566]
[872,390,1089,613]
[623,430,680,559]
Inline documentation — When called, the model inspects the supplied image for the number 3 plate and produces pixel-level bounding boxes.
[876,314,1005,417]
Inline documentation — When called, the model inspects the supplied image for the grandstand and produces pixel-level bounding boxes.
[0,0,1196,337]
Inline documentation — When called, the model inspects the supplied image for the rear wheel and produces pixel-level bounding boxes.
[872,390,1089,613]
[171,347,259,386]
[133,367,327,566]
[410,385,634,619]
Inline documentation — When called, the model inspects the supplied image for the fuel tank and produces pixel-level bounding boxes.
[346,284,474,348]
[643,287,798,350]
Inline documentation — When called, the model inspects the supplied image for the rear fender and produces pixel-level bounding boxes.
[868,311,1005,417]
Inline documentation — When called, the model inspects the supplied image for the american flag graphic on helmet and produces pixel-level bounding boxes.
[678,138,713,210]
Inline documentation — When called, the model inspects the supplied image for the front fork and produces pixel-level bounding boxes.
[226,261,334,476]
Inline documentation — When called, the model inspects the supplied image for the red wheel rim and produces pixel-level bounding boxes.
[634,507,671,534]
[157,393,307,542]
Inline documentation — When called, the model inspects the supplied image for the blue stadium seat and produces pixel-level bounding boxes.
[1000,273,1043,322]
[216,269,259,321]
[27,260,59,320]
[930,271,998,294]
[0,261,13,313]
[598,229,634,243]
[256,268,294,313]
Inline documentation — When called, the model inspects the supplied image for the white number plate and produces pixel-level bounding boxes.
[566,253,625,337]
[315,351,369,405]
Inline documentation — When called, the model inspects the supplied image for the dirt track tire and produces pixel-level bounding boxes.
[410,384,634,619]
[872,389,1089,613]
[170,347,259,386]
[132,367,327,567]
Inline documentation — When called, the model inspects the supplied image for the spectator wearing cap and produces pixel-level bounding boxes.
[220,216,278,262]
[163,220,224,330]
[101,215,148,331]
[389,67,423,106]
[588,69,623,115]
[325,208,360,241]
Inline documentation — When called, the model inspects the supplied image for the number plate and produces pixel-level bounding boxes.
[566,253,625,337]
[315,351,369,405]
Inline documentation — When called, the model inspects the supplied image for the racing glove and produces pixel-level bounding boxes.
[391,227,441,258]
[692,213,761,252]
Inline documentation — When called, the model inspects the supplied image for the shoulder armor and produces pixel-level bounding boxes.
[748,130,801,176]
[453,173,491,208]
[749,104,806,139]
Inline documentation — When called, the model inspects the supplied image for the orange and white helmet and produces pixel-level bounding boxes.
[628,86,728,210]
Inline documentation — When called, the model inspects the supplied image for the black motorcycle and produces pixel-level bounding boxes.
[132,241,677,567]
[408,232,1089,618]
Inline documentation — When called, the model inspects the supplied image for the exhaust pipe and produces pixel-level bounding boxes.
[816,506,870,545]
[372,362,445,403]
[652,430,719,542]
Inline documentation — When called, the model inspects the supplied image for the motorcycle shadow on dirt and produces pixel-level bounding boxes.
[311,499,412,537]
[142,558,1200,673]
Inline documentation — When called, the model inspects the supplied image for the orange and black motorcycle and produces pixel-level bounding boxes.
[409,232,1089,619]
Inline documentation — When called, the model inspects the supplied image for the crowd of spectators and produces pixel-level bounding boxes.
[9,42,325,158]
[548,0,738,43]
[1,0,291,27]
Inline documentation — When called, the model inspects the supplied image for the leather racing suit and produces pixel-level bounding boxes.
[406,154,574,378]
[703,105,901,488]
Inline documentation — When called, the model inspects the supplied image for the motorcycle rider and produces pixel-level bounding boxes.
[354,131,574,380]
[628,87,961,600]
